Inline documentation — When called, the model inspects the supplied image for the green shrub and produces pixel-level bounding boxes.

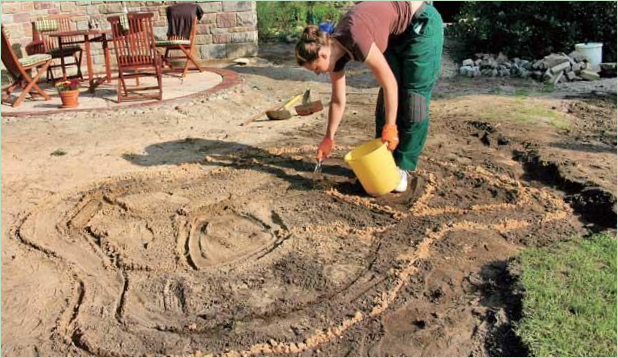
[448,2,617,62]
[257,2,350,42]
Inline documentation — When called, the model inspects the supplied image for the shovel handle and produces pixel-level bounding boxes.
[240,93,304,127]
[240,104,281,126]
[282,93,304,109]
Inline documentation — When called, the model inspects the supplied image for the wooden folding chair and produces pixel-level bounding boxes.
[156,3,203,79]
[108,13,162,103]
[27,16,84,82]
[1,25,52,107]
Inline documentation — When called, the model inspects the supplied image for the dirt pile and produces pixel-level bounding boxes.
[10,145,583,356]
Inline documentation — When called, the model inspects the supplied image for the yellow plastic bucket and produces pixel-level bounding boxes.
[344,139,400,196]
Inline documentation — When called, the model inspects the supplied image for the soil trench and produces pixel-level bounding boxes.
[10,145,584,356]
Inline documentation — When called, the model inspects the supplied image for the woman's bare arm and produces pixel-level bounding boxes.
[364,43,398,127]
[324,70,347,139]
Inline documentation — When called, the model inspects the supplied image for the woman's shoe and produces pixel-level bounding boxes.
[394,168,408,193]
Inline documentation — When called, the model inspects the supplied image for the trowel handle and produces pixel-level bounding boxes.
[282,93,304,110]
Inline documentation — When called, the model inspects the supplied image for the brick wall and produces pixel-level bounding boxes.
[1,1,258,67]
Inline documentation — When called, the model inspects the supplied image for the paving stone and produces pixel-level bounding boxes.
[550,61,571,74]
[542,53,571,68]
[496,53,508,63]
[565,71,576,81]
[551,71,564,84]
[462,59,474,67]
[459,65,473,76]
[542,69,553,82]
[532,59,544,70]
[580,70,601,81]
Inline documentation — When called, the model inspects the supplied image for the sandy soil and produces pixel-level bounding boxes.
[2,42,616,357]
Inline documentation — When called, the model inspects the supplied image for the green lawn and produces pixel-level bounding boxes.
[475,97,571,130]
[516,234,617,357]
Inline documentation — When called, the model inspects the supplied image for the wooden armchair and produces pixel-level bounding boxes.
[1,25,52,107]
[156,3,203,78]
[27,16,83,82]
[108,13,162,103]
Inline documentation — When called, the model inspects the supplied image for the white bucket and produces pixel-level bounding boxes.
[575,42,604,67]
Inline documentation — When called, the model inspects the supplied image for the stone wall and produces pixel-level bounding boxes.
[1,1,258,67]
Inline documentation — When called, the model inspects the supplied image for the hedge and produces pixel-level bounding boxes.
[448,2,617,62]
[256,2,350,42]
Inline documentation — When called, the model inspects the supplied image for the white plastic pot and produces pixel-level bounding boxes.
[575,42,604,66]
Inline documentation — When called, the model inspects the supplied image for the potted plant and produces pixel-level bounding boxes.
[55,79,80,108]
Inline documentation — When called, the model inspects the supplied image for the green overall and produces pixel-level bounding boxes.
[375,4,444,171]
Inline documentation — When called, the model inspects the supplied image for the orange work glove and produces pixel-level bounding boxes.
[381,123,399,151]
[316,137,334,161]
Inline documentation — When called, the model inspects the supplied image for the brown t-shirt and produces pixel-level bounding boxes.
[332,1,413,72]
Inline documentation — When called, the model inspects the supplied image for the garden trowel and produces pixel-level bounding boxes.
[295,89,324,116]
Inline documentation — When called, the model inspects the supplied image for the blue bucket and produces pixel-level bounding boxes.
[319,21,334,34]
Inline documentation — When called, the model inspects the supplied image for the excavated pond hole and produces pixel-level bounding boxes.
[11,146,581,356]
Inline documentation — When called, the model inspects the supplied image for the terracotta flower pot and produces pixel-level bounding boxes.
[58,89,80,108]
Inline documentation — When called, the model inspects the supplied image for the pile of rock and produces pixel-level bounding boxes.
[459,53,529,79]
[532,53,601,83]
[459,52,616,83]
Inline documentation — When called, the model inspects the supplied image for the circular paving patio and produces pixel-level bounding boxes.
[1,68,240,117]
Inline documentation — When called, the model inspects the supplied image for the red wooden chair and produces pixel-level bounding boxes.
[156,14,202,78]
[1,25,52,107]
[27,16,84,82]
[108,13,162,103]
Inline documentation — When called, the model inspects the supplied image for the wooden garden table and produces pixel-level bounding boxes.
[48,29,112,93]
